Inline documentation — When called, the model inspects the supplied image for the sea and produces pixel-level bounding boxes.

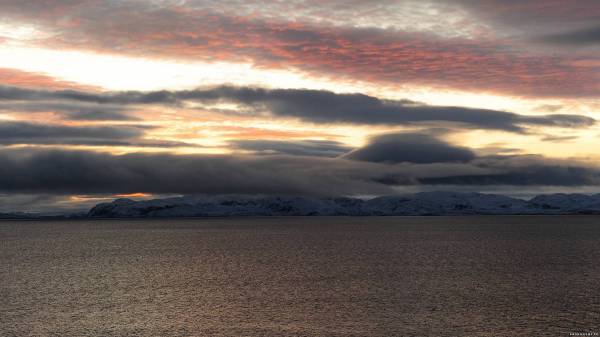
[2,216,600,337]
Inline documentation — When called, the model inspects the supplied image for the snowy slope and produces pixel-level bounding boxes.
[87,192,600,217]
[527,193,600,214]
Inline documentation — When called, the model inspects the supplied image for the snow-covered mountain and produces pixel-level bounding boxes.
[527,194,600,214]
[86,192,600,217]
[364,191,527,215]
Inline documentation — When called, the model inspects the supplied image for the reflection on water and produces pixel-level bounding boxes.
[2,216,600,336]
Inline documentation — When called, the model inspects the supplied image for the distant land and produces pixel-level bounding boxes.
[86,192,600,217]
[4,192,600,219]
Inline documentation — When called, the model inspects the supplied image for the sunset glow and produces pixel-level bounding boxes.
[0,0,599,211]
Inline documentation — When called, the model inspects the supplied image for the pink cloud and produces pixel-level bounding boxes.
[0,68,100,91]
[2,1,599,98]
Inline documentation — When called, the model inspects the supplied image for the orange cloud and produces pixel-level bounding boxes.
[212,126,334,140]
[0,68,99,91]
[114,193,151,198]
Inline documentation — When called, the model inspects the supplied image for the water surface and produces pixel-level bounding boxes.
[2,216,600,336]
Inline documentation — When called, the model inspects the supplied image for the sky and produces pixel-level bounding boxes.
[0,0,599,212]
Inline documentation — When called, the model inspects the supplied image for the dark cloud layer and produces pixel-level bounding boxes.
[538,25,600,46]
[449,0,600,40]
[344,133,476,164]
[0,121,190,147]
[0,149,395,196]
[0,147,598,197]
[171,86,596,132]
[0,121,140,145]
[0,102,136,121]
[0,86,136,121]
[420,161,596,186]
[1,85,594,133]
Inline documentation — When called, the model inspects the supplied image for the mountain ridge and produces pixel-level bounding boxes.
[86,192,600,218]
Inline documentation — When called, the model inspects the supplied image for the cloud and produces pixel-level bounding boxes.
[2,84,594,132]
[343,132,600,187]
[0,121,191,147]
[230,139,352,157]
[0,85,137,121]
[0,85,157,105]
[537,25,600,46]
[419,156,599,186]
[0,194,87,213]
[0,121,139,141]
[0,68,100,91]
[344,133,476,164]
[1,1,598,97]
[181,86,596,132]
[220,87,594,131]
[0,147,598,198]
[0,101,136,121]
[448,0,600,37]
[0,148,397,196]
[540,135,578,142]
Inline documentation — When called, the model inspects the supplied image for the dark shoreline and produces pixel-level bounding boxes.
[3,213,600,221]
